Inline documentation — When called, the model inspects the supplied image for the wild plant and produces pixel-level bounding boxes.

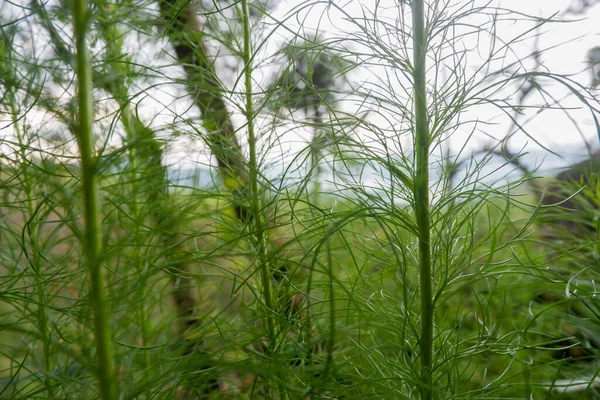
[0,0,599,399]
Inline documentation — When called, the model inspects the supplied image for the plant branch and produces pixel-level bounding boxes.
[412,1,433,399]
[72,0,117,398]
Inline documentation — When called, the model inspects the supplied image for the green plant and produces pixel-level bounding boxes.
[1,0,599,399]
[72,0,116,396]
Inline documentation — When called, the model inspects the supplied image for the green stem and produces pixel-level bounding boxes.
[72,0,117,398]
[411,1,433,399]
[97,4,151,365]
[240,0,275,344]
[121,107,151,365]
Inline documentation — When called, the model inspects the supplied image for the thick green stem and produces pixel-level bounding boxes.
[241,0,275,344]
[72,1,117,398]
[411,1,433,399]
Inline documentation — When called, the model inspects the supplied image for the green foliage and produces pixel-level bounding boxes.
[0,0,599,399]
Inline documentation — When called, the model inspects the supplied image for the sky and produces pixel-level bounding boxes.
[1,0,599,178]
[496,0,600,148]
[266,0,600,158]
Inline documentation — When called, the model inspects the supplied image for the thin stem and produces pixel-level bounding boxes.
[311,107,323,206]
[97,3,151,367]
[412,1,433,399]
[241,0,275,344]
[72,0,117,398]
[11,100,54,397]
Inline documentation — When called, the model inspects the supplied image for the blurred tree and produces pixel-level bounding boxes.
[565,0,600,87]
[567,0,600,13]
[268,36,352,203]
[589,46,600,87]
[158,0,249,219]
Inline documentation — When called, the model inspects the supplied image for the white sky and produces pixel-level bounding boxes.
[497,0,600,147]
[266,0,600,156]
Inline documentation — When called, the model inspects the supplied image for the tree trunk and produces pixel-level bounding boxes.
[158,0,250,221]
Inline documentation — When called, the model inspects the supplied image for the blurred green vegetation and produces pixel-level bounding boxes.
[2,159,600,398]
